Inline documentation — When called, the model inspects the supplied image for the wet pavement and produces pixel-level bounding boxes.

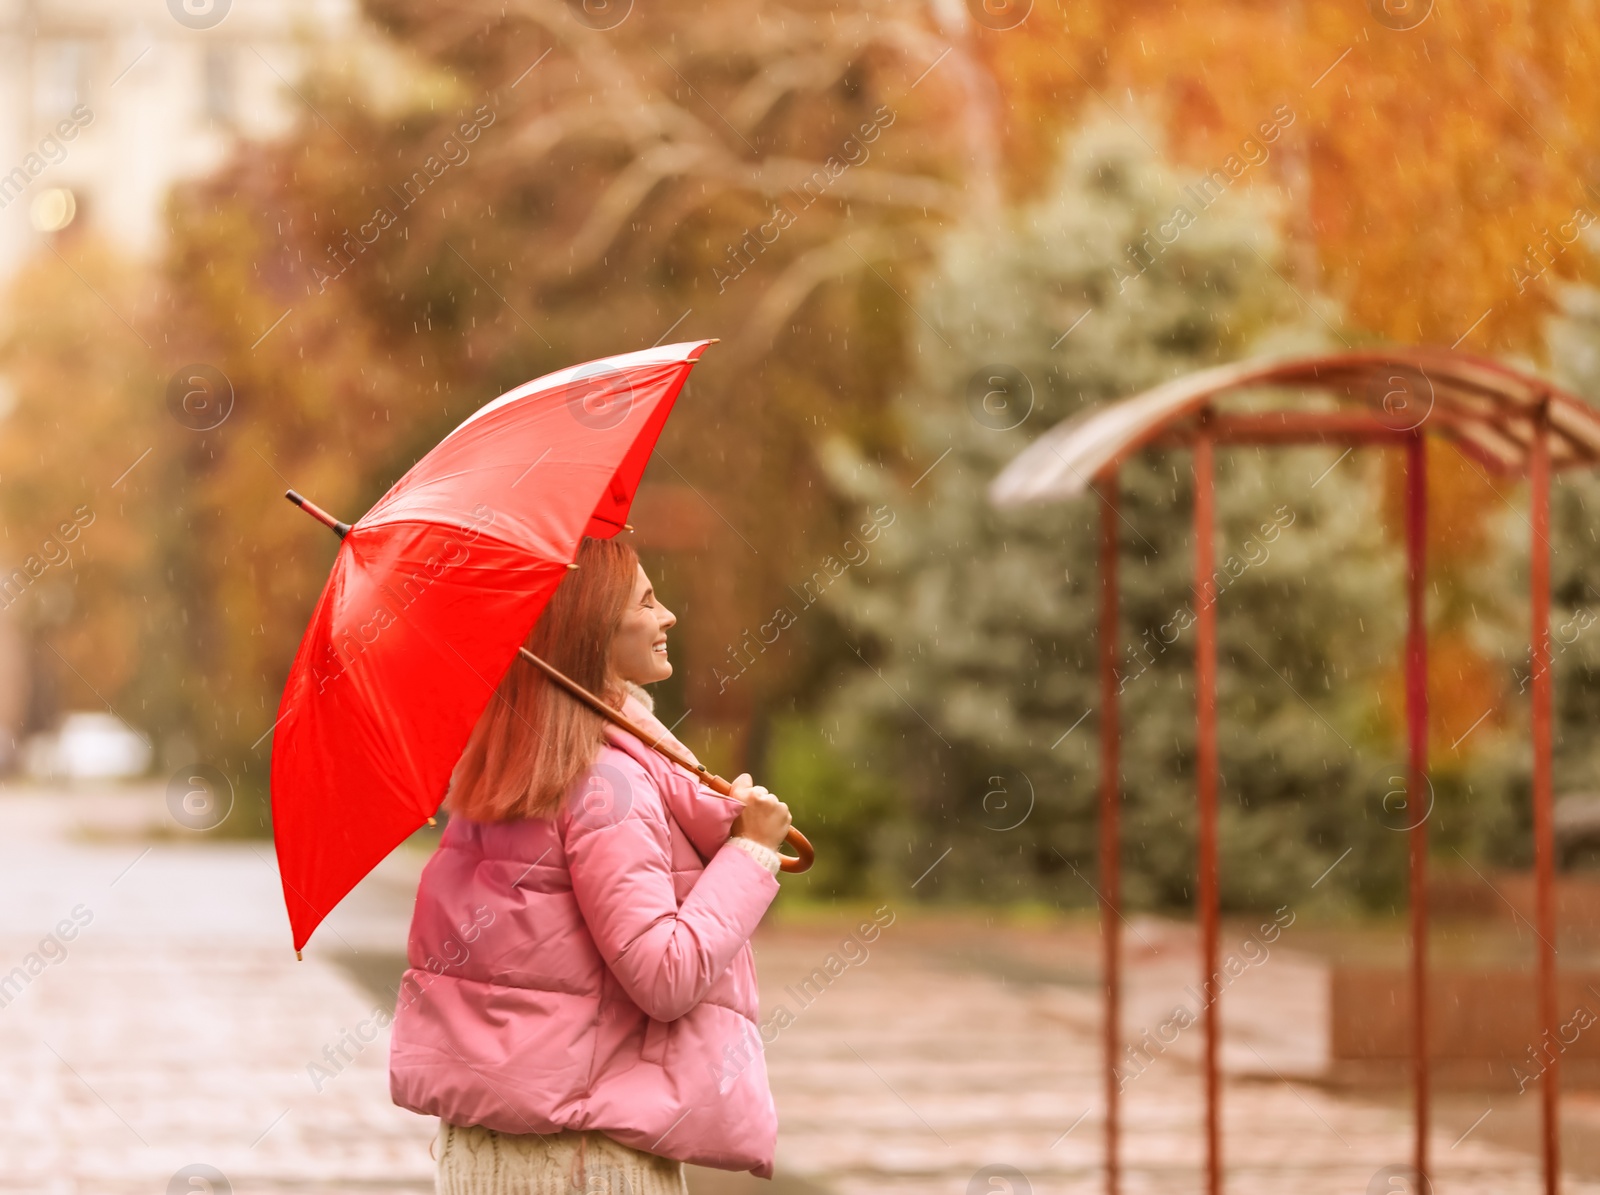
[2,780,1597,1194]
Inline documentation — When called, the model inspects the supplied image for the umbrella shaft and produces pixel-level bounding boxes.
[515,648,813,872]
[516,647,728,794]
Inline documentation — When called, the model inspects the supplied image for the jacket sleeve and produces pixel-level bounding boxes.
[563,755,780,1023]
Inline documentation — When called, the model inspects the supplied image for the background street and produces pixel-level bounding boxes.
[3,781,1597,1194]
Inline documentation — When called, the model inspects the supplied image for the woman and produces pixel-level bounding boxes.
[389,535,793,1194]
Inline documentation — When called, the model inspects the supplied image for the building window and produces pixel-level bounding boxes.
[35,40,92,122]
[202,46,235,125]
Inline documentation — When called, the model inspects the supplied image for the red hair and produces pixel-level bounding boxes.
[446,536,639,822]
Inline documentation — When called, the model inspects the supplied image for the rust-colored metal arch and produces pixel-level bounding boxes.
[990,348,1600,1195]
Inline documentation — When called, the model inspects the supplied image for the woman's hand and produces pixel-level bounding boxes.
[727,773,792,851]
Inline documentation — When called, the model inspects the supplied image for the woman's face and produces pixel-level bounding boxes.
[608,564,677,686]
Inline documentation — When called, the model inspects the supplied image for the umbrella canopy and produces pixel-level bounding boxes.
[270,340,713,952]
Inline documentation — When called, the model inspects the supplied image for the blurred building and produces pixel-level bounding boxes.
[0,0,363,276]
[0,0,365,767]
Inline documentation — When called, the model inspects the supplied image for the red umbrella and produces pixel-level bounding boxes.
[269,340,808,955]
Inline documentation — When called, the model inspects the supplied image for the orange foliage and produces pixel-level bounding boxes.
[1374,626,1510,765]
[974,0,1600,352]
[967,0,1595,761]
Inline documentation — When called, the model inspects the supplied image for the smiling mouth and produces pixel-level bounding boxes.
[652,641,668,654]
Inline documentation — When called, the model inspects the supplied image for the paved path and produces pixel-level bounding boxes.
[753,917,1600,1194]
[3,782,1598,1194]
[0,784,435,1194]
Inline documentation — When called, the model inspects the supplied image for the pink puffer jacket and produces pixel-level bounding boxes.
[387,693,781,1175]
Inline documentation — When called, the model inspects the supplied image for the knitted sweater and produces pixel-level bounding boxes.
[437,1123,686,1195]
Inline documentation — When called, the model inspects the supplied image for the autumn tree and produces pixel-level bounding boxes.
[0,0,991,810]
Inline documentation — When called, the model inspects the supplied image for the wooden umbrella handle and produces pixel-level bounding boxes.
[519,649,815,873]
[286,490,351,537]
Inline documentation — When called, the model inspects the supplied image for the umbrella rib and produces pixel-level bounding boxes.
[357,519,570,564]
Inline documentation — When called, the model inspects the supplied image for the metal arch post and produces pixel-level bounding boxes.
[1529,397,1559,1195]
[1404,429,1431,1187]
[1193,411,1221,1195]
[1098,466,1122,1195]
